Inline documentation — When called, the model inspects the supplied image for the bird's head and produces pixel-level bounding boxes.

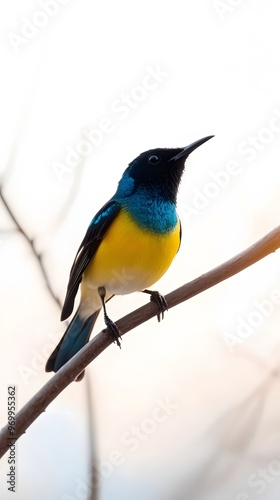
[120,135,214,203]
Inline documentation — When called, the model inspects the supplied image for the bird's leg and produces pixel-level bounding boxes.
[142,289,168,322]
[98,287,122,348]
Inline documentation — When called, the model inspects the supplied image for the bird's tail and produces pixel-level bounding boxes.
[45,308,100,376]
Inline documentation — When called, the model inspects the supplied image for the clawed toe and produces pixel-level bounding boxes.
[142,289,168,322]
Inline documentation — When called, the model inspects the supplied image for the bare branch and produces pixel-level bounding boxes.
[0,224,279,458]
[0,186,61,308]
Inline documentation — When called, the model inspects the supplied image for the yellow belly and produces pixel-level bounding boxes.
[82,208,180,296]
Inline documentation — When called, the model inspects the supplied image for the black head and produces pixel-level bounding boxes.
[124,135,214,203]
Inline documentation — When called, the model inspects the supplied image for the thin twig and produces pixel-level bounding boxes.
[0,224,279,458]
[0,187,61,308]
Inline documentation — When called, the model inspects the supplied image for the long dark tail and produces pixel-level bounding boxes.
[45,308,100,374]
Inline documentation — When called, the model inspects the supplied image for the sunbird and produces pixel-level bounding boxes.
[46,135,213,378]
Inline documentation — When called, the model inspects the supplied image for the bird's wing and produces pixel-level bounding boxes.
[61,200,121,321]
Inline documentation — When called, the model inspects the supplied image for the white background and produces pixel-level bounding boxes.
[1,1,280,499]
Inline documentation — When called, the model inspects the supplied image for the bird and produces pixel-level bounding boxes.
[46,135,214,379]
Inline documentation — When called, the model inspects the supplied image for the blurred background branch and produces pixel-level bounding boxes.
[0,186,61,308]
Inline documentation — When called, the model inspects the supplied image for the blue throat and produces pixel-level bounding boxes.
[114,170,178,233]
[119,187,178,233]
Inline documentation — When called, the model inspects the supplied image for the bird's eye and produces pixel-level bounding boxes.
[148,155,160,164]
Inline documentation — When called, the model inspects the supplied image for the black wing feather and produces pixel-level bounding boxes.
[61,200,121,321]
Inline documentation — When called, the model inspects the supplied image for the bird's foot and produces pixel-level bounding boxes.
[104,316,122,348]
[143,289,168,322]
[99,286,122,348]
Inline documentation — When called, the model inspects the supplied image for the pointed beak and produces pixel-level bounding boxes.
[169,135,214,162]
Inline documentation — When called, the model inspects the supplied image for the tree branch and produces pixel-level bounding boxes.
[0,186,61,308]
[0,224,280,458]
